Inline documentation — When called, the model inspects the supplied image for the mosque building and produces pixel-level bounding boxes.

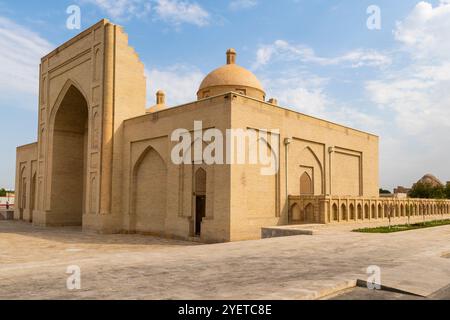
[15,20,450,242]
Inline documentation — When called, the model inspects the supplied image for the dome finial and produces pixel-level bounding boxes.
[197,49,266,101]
[146,90,167,114]
[226,48,236,65]
[156,90,165,105]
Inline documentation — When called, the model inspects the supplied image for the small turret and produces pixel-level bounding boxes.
[146,90,167,114]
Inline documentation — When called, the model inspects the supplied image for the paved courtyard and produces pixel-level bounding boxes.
[1,220,450,300]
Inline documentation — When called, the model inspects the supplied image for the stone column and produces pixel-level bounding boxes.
[99,23,115,216]
[328,147,334,195]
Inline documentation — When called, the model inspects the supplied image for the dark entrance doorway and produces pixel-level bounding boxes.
[195,195,206,236]
[194,168,207,236]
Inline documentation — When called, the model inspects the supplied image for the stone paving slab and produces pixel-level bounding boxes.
[378,255,450,296]
[261,227,314,238]
[0,221,450,300]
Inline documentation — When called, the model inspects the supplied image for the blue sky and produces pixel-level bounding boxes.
[1,0,449,190]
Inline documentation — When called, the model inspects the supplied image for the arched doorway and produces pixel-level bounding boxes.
[195,168,207,236]
[341,204,347,221]
[364,204,370,219]
[304,203,314,222]
[290,203,302,222]
[50,85,88,226]
[332,203,338,221]
[300,172,313,195]
[349,204,355,220]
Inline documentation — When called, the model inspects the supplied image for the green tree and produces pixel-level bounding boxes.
[409,182,429,198]
[409,182,447,199]
[379,188,391,194]
[445,184,450,199]
[431,186,446,199]
[0,188,6,197]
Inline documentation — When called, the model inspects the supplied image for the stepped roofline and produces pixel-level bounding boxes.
[42,19,111,61]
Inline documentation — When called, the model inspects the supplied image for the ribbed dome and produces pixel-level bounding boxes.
[417,174,444,187]
[197,49,266,101]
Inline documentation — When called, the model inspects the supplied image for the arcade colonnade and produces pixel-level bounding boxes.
[289,195,450,224]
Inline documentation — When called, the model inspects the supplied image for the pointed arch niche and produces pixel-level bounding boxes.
[131,145,168,234]
[289,140,325,196]
[300,171,313,195]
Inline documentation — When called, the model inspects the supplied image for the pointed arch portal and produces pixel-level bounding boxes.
[50,84,88,226]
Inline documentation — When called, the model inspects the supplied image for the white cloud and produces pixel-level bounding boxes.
[86,0,210,26]
[366,1,450,187]
[262,71,329,115]
[254,39,387,134]
[154,0,210,27]
[254,40,391,69]
[261,70,382,134]
[0,16,53,97]
[84,0,152,20]
[254,1,450,187]
[145,64,205,107]
[229,0,258,11]
[366,72,443,135]
[394,0,450,60]
[367,1,450,136]
[252,3,450,187]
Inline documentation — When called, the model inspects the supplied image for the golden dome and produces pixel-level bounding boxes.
[197,49,266,101]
